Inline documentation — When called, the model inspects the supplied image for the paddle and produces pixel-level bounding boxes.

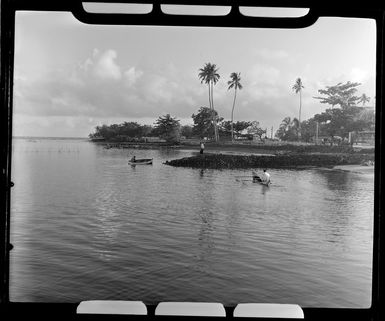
[235,178,272,185]
[234,175,254,178]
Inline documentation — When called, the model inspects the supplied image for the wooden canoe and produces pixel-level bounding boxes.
[128,158,153,165]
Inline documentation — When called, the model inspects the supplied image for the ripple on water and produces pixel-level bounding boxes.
[10,139,374,307]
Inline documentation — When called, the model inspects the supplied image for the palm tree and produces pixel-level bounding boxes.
[277,116,300,141]
[292,78,304,140]
[227,72,243,141]
[279,116,295,131]
[198,63,220,141]
[358,93,370,106]
[198,64,212,109]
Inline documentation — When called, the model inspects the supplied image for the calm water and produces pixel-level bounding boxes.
[10,138,374,307]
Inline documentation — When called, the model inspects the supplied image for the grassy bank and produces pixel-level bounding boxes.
[95,139,374,169]
[96,140,374,154]
[181,141,359,154]
[164,152,374,169]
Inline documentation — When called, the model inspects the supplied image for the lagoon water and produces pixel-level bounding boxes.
[10,138,374,307]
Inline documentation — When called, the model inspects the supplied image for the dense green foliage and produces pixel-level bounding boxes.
[89,122,152,141]
[192,107,217,138]
[153,114,181,143]
[276,81,374,143]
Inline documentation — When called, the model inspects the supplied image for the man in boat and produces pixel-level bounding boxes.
[260,169,271,184]
[252,171,261,182]
[130,155,136,163]
[252,169,270,184]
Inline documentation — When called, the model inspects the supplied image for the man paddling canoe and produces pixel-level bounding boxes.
[252,169,271,185]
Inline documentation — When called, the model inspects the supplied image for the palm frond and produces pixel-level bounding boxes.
[292,77,304,93]
[227,72,242,90]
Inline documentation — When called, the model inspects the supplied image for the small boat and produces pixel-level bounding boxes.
[252,175,270,186]
[128,158,153,165]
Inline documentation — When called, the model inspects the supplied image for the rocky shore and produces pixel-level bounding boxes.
[164,152,375,169]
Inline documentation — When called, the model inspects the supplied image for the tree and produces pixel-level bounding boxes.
[358,93,370,106]
[219,121,233,137]
[357,107,375,127]
[92,124,114,140]
[89,122,156,141]
[314,81,361,109]
[313,82,374,140]
[313,109,344,138]
[292,78,304,139]
[154,114,181,143]
[233,121,252,136]
[192,107,218,139]
[140,125,153,137]
[247,121,266,140]
[220,120,250,138]
[227,72,243,141]
[311,105,372,140]
[300,119,318,143]
[275,117,300,141]
[198,63,220,141]
[181,125,194,139]
[119,121,142,137]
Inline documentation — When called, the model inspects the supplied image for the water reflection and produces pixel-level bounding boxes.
[260,184,270,195]
[317,169,352,191]
[196,211,215,272]
[10,139,374,307]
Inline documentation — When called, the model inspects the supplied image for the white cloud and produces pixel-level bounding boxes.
[248,64,281,85]
[13,43,376,137]
[124,67,143,86]
[92,48,99,57]
[254,48,289,60]
[245,64,283,101]
[14,48,205,123]
[349,68,368,83]
[93,49,122,80]
[79,58,93,73]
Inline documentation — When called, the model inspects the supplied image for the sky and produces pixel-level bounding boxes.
[13,9,376,138]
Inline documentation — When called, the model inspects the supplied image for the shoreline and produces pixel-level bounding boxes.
[332,164,375,173]
[93,140,375,171]
[96,140,374,154]
[164,153,375,170]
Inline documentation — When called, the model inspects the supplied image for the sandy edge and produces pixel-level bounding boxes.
[332,164,375,173]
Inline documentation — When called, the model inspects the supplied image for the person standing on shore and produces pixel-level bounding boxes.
[200,141,205,154]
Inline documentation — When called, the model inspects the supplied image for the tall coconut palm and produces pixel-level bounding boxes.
[292,78,304,140]
[198,63,220,141]
[198,64,213,109]
[358,93,370,106]
[277,116,300,141]
[227,72,243,141]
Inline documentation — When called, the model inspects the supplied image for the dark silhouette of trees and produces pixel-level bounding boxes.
[154,114,181,143]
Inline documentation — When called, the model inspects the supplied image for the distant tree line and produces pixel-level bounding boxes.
[89,108,266,144]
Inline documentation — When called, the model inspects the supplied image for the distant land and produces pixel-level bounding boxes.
[13,136,88,140]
